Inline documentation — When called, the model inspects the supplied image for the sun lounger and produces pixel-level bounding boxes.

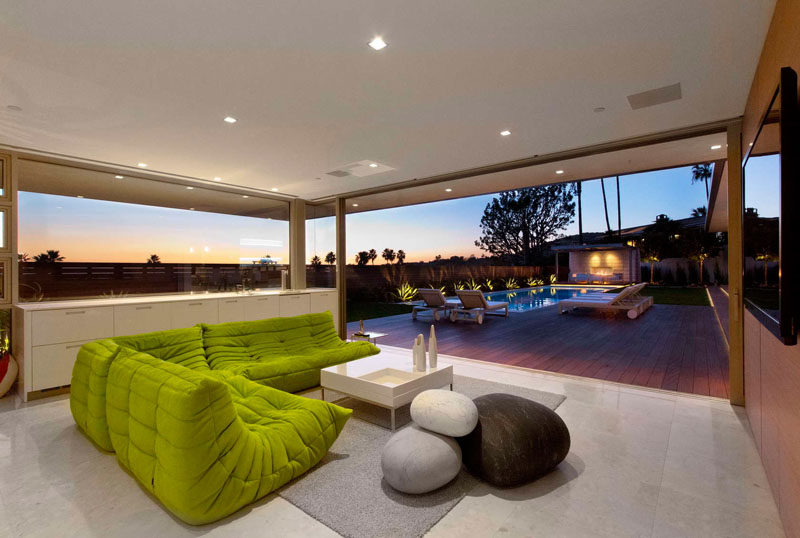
[450,289,509,324]
[412,289,460,321]
[558,283,652,319]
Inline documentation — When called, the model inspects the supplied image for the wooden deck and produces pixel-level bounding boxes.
[347,303,730,399]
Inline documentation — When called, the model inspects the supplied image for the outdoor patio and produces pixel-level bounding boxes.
[348,301,730,399]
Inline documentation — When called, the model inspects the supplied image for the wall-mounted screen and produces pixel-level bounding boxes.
[743,66,800,345]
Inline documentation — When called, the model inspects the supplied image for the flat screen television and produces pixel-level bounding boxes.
[743,66,800,345]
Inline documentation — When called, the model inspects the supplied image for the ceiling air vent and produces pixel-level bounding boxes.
[325,160,395,178]
[627,83,682,110]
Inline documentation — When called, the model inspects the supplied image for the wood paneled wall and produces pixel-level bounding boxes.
[742,1,800,535]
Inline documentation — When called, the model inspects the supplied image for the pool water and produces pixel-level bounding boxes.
[484,286,617,313]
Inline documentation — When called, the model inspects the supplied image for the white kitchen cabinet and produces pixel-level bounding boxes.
[31,307,114,346]
[218,297,246,323]
[243,295,280,321]
[171,299,219,328]
[13,288,337,401]
[309,289,339,327]
[279,294,311,317]
[114,303,172,336]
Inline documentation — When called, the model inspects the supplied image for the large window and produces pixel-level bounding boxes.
[18,160,289,301]
[305,203,336,288]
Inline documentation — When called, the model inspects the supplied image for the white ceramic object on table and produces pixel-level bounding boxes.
[428,325,438,368]
[413,333,426,371]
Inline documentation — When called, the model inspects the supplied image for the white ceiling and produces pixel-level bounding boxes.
[0,0,775,200]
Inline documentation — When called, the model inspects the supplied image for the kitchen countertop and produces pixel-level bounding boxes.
[14,288,336,310]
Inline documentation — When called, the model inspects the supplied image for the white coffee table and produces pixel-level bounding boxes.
[320,347,453,430]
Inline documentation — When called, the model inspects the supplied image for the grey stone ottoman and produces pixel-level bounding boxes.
[457,393,570,487]
[381,425,462,494]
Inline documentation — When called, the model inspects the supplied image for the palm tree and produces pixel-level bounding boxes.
[368,249,378,264]
[33,250,64,263]
[691,206,707,218]
[310,255,322,267]
[355,251,370,266]
[600,178,612,234]
[691,164,712,199]
[18,253,30,262]
[756,251,777,286]
[146,254,161,264]
[396,250,406,264]
[382,248,396,264]
[325,251,336,265]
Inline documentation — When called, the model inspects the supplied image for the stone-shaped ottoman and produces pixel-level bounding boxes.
[457,393,570,487]
[381,425,462,494]
[410,389,478,437]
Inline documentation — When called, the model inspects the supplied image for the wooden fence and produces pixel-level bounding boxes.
[20,262,288,301]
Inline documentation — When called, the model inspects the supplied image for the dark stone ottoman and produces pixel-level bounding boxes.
[457,393,570,487]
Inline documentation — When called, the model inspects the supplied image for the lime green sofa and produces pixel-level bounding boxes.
[106,348,352,524]
[69,311,379,523]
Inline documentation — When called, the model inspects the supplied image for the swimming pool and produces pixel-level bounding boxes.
[484,286,617,313]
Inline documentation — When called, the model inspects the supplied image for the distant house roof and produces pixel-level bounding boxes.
[551,243,637,252]
[549,215,705,248]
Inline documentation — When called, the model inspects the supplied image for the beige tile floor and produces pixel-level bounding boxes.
[0,348,785,538]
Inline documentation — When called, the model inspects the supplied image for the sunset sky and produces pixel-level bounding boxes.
[19,158,779,265]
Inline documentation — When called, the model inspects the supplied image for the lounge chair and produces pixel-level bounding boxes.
[585,283,653,308]
[450,289,509,324]
[412,288,460,321]
[558,284,652,319]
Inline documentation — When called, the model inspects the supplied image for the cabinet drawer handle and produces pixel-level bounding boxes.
[135,306,152,310]
[66,310,86,315]
[188,302,203,306]
[225,300,238,303]
[289,296,300,300]
[66,343,84,349]
[257,298,271,301]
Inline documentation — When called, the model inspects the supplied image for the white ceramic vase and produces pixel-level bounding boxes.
[428,325,438,368]
[413,334,426,371]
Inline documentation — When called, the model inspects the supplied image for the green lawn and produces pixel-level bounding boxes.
[640,285,710,306]
[346,301,414,322]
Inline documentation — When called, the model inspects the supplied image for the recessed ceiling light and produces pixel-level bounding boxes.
[213,177,222,182]
[500,130,511,136]
[115,175,124,179]
[271,187,279,192]
[137,163,148,167]
[555,170,565,175]
[242,195,249,199]
[189,207,195,210]
[749,142,754,146]
[368,37,387,51]
[223,116,237,123]
[445,188,453,192]
[369,163,378,168]
[186,186,194,190]
[6,105,22,111]
[710,144,722,150]
[352,203,359,207]
[77,195,84,198]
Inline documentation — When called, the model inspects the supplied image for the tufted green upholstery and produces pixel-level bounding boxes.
[69,311,376,523]
[113,326,209,371]
[202,312,379,392]
[106,348,351,524]
[70,339,122,451]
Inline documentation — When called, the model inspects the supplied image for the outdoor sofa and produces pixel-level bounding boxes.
[70,312,379,524]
